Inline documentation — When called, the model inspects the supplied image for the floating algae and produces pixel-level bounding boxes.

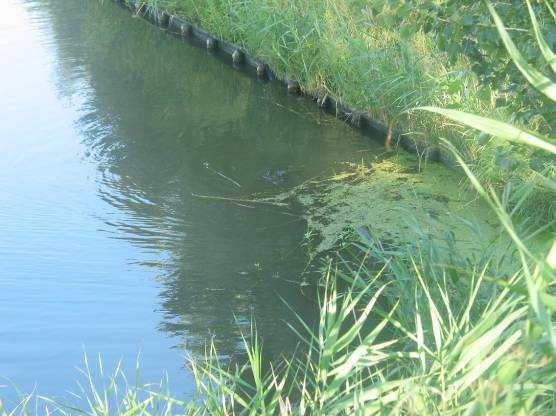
[277,152,499,258]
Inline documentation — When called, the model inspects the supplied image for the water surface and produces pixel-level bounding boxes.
[0,0,386,400]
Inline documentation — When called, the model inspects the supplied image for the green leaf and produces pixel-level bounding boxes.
[488,3,556,101]
[527,0,556,73]
[548,241,556,269]
[452,329,522,397]
[497,359,521,385]
[417,106,556,155]
[544,0,556,23]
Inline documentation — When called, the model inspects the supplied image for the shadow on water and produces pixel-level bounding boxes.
[0,0,502,402]
[40,0,385,361]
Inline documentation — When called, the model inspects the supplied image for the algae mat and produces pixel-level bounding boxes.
[281,152,499,258]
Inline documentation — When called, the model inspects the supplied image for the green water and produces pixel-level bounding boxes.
[0,0,496,404]
[0,0,389,400]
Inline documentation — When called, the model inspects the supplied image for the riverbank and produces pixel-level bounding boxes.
[142,0,554,224]
[1,0,554,414]
[3,206,554,415]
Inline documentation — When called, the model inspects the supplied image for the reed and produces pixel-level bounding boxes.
[2,2,554,414]
[3,227,553,414]
[179,4,555,412]
[141,0,554,223]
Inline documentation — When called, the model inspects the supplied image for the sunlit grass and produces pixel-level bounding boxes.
[141,0,554,223]
[1,2,554,414]
[2,226,553,415]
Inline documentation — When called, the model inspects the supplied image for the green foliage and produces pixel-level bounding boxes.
[420,0,556,355]
[148,0,554,223]
[1,2,554,414]
[2,229,554,415]
[0,355,185,416]
[364,0,555,132]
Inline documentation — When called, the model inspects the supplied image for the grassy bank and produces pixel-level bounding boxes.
[2,2,554,414]
[2,209,554,415]
[144,0,555,223]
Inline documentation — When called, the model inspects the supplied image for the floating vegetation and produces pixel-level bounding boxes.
[275,152,497,258]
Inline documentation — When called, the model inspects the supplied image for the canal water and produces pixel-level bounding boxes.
[0,0,388,401]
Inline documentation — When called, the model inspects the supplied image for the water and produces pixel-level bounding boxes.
[0,0,386,400]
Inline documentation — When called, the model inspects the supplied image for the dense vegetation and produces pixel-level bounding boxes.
[148,0,555,223]
[1,1,554,414]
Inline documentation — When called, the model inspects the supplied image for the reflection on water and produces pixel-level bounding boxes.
[0,0,385,399]
[71,1,381,356]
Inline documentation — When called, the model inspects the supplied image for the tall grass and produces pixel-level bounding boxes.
[5,230,550,415]
[176,6,556,411]
[2,2,554,414]
[185,252,554,415]
[144,0,554,222]
[0,355,184,415]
